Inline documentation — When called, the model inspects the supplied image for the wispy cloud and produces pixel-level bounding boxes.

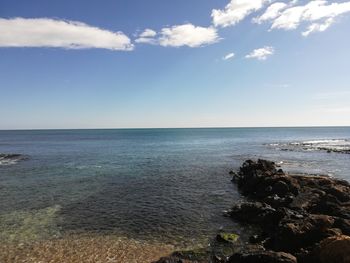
[0,17,133,50]
[253,2,289,24]
[245,46,274,60]
[212,0,268,28]
[257,0,350,36]
[302,17,334,37]
[223,52,235,60]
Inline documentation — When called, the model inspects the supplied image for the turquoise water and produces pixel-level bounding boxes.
[0,127,349,245]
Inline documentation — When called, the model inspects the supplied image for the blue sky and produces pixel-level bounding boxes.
[1,0,350,129]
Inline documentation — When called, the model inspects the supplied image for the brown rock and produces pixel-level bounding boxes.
[318,235,350,263]
[228,250,297,263]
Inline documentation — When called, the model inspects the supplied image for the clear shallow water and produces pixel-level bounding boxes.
[0,127,349,247]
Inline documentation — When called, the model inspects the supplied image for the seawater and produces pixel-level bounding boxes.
[0,127,349,250]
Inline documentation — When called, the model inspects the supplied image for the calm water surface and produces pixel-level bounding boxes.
[0,127,349,246]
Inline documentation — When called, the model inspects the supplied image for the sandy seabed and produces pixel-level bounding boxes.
[0,234,175,263]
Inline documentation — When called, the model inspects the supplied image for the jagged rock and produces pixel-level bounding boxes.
[272,181,290,197]
[271,214,335,252]
[229,159,350,262]
[155,159,350,263]
[229,202,280,228]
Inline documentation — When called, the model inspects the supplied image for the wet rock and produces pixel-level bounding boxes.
[228,159,350,262]
[216,232,239,243]
[229,202,280,228]
[156,159,350,263]
[228,250,297,263]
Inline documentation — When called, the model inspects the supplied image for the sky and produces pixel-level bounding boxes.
[1,0,350,129]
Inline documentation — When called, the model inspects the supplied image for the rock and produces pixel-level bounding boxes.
[228,159,350,261]
[334,218,350,235]
[228,250,297,263]
[153,257,184,263]
[0,153,28,165]
[272,181,290,197]
[216,232,239,243]
[317,235,350,263]
[229,202,280,228]
[172,248,209,262]
[156,159,350,263]
[271,214,335,252]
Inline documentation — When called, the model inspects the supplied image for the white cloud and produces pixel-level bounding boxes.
[135,28,157,44]
[302,17,334,36]
[135,37,157,44]
[253,2,288,24]
[212,0,268,28]
[223,52,235,60]
[139,28,157,38]
[0,17,133,50]
[158,24,220,47]
[245,46,274,60]
[264,0,350,35]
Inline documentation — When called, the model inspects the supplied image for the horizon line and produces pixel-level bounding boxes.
[1,125,350,131]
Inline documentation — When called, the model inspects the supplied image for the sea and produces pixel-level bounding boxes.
[0,127,349,261]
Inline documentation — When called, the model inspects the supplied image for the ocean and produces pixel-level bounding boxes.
[0,127,350,260]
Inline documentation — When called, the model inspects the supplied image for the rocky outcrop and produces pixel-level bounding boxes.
[229,159,350,263]
[0,153,28,165]
[154,159,350,263]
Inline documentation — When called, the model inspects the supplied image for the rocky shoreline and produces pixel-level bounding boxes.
[155,159,350,263]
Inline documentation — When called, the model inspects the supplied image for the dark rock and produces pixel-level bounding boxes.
[228,250,297,263]
[272,181,290,197]
[0,153,28,164]
[271,214,335,252]
[229,202,280,228]
[334,218,350,235]
[228,159,350,262]
[155,159,350,263]
[153,257,184,263]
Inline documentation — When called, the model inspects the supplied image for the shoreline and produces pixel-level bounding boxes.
[1,155,349,262]
[156,159,350,263]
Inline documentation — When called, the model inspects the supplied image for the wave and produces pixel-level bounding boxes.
[0,154,28,166]
[268,139,350,154]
